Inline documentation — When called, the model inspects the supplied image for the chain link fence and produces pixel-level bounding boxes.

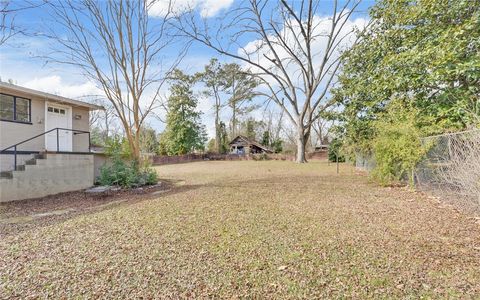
[355,152,375,172]
[415,129,480,214]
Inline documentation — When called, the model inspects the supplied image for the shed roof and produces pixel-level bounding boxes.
[0,82,104,110]
[229,135,273,153]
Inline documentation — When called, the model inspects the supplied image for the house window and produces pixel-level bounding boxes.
[0,93,31,123]
[48,106,66,115]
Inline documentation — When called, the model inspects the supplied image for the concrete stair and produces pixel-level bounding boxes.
[0,153,46,179]
[0,153,94,202]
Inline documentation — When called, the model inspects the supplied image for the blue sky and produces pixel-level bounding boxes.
[0,0,374,138]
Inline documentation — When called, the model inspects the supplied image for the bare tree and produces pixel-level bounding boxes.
[0,0,42,46]
[88,98,117,140]
[312,116,335,146]
[0,0,15,45]
[198,58,225,153]
[220,63,258,139]
[262,108,284,141]
[175,0,365,162]
[44,0,186,160]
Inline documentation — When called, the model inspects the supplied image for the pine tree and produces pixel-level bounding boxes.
[163,70,207,155]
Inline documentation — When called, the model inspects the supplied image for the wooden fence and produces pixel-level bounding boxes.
[151,151,328,166]
[152,153,208,165]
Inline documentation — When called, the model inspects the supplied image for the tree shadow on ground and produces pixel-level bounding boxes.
[0,179,202,237]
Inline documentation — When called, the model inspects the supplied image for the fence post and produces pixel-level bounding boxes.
[336,151,339,174]
[56,128,60,152]
[14,145,17,171]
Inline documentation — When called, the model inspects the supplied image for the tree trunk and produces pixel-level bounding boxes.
[296,124,307,163]
[231,103,236,138]
[126,131,140,161]
[215,113,221,153]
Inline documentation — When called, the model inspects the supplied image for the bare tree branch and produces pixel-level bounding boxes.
[174,0,366,162]
[43,0,187,160]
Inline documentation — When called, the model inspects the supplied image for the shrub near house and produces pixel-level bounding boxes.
[97,136,158,188]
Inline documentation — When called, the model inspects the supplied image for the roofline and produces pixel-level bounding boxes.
[229,135,274,153]
[0,81,104,110]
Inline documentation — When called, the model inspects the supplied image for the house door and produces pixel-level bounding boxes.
[45,103,72,152]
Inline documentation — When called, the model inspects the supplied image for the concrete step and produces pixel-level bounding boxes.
[0,171,13,179]
[25,158,37,165]
[34,153,47,160]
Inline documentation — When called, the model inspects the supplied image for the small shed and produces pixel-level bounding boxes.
[314,144,329,152]
[229,135,273,154]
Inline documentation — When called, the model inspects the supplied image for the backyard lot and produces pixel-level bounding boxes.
[1,160,480,298]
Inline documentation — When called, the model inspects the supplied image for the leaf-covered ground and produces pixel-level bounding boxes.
[1,161,480,298]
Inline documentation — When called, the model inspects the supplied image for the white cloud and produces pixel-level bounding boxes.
[149,0,233,18]
[22,75,101,99]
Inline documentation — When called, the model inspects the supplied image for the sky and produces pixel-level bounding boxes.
[0,0,374,138]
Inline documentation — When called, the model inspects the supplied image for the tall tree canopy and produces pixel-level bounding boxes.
[335,0,480,155]
[198,58,225,153]
[198,59,258,153]
[162,70,207,155]
[220,63,258,138]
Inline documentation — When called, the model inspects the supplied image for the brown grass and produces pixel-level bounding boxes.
[1,160,480,299]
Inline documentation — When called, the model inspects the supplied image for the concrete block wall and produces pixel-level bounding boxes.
[0,153,94,202]
[0,154,33,172]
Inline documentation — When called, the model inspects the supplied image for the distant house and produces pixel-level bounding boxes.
[229,135,273,154]
[311,143,330,160]
[314,144,329,152]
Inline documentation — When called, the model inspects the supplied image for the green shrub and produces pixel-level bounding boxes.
[97,137,158,188]
[371,101,429,187]
[271,139,283,153]
[104,135,132,158]
[97,157,158,188]
[258,153,269,160]
[328,138,345,162]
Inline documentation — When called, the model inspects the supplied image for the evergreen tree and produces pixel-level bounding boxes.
[261,131,270,147]
[163,69,207,155]
[139,126,159,154]
[220,63,258,138]
[335,0,480,156]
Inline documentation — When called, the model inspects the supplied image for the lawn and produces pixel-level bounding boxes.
[1,160,480,298]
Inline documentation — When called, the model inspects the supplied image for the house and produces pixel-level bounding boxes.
[0,82,104,202]
[314,144,329,152]
[229,135,273,154]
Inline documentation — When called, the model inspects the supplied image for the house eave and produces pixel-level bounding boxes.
[0,82,105,110]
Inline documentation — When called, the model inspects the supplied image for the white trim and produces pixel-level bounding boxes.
[45,101,73,151]
[0,82,104,110]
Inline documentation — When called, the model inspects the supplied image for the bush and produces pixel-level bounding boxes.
[258,153,269,161]
[97,157,158,188]
[271,138,283,153]
[250,153,270,161]
[104,135,132,158]
[328,138,345,162]
[97,137,158,188]
[371,102,429,187]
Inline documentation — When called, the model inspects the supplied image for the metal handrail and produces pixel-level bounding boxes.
[0,127,91,171]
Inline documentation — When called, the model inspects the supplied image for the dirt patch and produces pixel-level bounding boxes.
[0,182,171,236]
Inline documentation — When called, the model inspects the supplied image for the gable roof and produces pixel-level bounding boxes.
[229,135,273,153]
[0,82,104,110]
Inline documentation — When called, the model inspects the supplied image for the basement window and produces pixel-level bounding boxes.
[0,93,31,123]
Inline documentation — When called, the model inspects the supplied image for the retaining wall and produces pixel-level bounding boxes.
[0,153,94,202]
